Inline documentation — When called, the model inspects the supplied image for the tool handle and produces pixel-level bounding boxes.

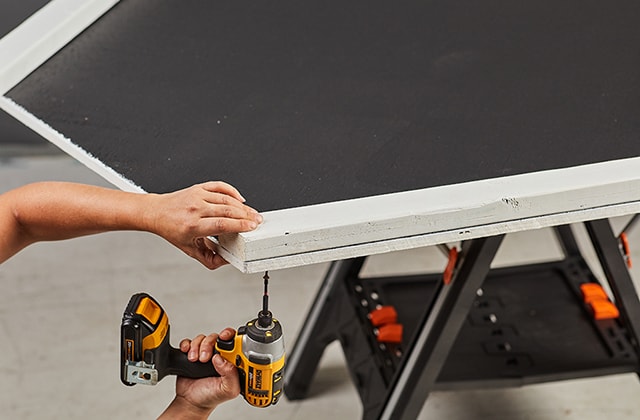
[164,346,220,379]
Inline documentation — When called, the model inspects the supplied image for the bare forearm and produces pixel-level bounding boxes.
[0,180,262,268]
[9,182,151,241]
[0,182,152,262]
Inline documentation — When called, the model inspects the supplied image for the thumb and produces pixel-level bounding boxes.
[213,354,236,376]
[213,354,241,400]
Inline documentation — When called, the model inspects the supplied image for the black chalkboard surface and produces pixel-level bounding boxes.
[8,0,640,211]
[0,0,50,39]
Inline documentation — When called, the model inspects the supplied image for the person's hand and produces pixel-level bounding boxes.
[158,328,241,419]
[146,181,262,269]
[0,181,261,268]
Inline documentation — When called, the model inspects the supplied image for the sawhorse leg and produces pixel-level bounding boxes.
[375,235,504,420]
[585,219,640,360]
[557,220,640,362]
[285,235,505,419]
[285,257,366,399]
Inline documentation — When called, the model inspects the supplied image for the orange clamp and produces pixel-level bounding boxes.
[369,306,398,327]
[443,247,459,285]
[580,283,619,320]
[580,283,609,304]
[376,323,403,344]
[589,299,620,320]
[620,232,632,269]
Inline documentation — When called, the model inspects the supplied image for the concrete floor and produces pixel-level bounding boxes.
[1,149,640,419]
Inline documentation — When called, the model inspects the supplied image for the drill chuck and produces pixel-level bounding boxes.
[258,309,273,328]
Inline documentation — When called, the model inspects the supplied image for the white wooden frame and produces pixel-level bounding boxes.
[216,157,640,272]
[2,1,639,273]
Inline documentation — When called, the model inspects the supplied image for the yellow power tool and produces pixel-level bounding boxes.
[120,272,285,408]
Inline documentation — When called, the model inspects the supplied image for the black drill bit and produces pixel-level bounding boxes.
[262,271,269,313]
[258,271,272,328]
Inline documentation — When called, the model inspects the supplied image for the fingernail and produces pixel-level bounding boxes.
[200,351,209,360]
[189,351,197,361]
[249,221,257,229]
[255,214,263,223]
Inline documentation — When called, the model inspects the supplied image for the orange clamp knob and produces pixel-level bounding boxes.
[620,233,632,269]
[580,283,620,320]
[589,299,620,320]
[376,323,403,344]
[369,306,398,327]
[580,283,609,304]
[443,247,459,285]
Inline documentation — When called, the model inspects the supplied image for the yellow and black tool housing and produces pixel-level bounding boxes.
[121,292,284,408]
[216,311,286,408]
[121,293,217,386]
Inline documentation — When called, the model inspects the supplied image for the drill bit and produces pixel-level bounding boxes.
[262,271,270,313]
[258,271,272,328]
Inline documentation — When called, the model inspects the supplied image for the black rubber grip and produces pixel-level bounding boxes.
[163,346,220,379]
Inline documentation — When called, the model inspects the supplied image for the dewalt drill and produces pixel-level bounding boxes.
[120,272,285,408]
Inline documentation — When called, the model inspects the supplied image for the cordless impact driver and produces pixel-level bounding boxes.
[120,272,285,408]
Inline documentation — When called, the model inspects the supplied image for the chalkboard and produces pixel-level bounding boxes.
[8,0,640,212]
[0,0,50,39]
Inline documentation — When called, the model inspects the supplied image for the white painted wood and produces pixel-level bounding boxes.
[0,0,120,94]
[217,157,640,272]
[218,201,640,273]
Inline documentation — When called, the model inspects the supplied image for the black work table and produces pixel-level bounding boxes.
[1,1,639,418]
